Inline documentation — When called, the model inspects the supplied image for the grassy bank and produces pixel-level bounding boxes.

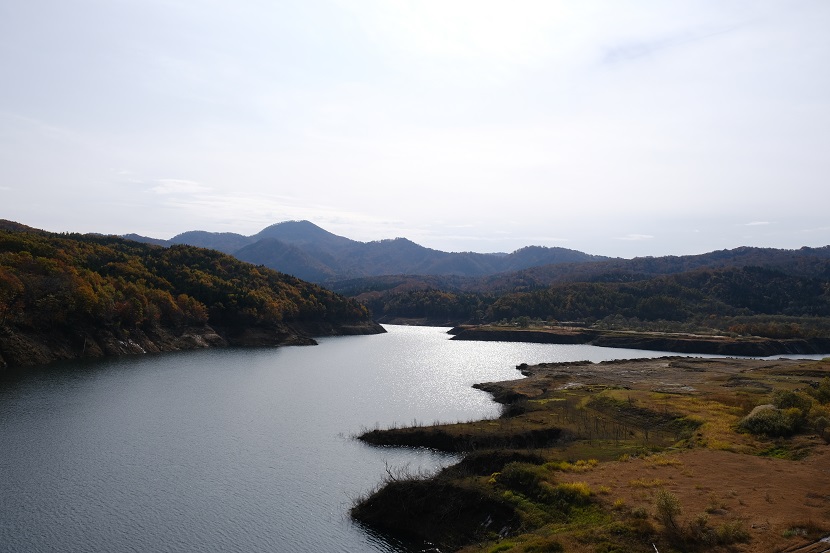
[353,357,830,552]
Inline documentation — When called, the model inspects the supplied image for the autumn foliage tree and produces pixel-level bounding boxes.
[0,226,372,334]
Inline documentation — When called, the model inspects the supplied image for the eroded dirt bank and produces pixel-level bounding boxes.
[449,325,830,356]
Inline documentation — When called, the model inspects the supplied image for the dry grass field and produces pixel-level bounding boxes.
[355,356,830,553]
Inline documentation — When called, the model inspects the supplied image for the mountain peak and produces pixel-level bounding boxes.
[122,220,609,283]
[253,220,353,244]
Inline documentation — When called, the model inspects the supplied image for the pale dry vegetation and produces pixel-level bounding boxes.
[355,357,830,552]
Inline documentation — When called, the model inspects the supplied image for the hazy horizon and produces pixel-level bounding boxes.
[2,1,828,258]
[95,218,822,260]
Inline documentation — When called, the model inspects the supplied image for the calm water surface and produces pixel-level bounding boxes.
[1,325,821,552]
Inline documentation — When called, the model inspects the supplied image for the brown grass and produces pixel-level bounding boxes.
[356,356,830,553]
[558,446,830,552]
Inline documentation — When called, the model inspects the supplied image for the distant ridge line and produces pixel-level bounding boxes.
[121,220,610,283]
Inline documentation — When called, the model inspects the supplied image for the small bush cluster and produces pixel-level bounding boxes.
[655,489,682,535]
[654,489,749,549]
[737,404,802,437]
[493,461,600,533]
[738,382,830,439]
[497,463,548,500]
[496,462,597,505]
[646,454,683,467]
[810,377,830,404]
[629,478,664,488]
[543,458,599,472]
[782,520,827,540]
[553,482,593,505]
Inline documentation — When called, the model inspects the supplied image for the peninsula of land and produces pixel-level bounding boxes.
[449,325,830,357]
[354,356,830,553]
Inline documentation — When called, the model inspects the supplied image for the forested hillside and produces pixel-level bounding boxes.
[0,221,380,369]
[332,246,830,295]
[476,245,830,291]
[352,263,830,339]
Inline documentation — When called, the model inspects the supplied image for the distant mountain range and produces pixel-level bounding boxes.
[327,244,830,299]
[124,220,830,307]
[125,221,610,283]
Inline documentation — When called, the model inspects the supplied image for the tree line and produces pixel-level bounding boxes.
[0,228,372,334]
[359,264,830,338]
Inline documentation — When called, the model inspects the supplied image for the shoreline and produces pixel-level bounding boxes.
[449,324,830,357]
[0,320,386,371]
[352,355,830,552]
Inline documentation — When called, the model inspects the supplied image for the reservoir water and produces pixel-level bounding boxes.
[1,325,822,552]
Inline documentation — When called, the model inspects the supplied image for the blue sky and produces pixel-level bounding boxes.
[1,0,828,257]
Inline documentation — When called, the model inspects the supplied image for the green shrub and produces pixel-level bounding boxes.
[654,489,682,535]
[773,390,813,412]
[685,513,750,545]
[497,463,547,499]
[808,377,830,404]
[716,520,750,544]
[738,404,801,437]
[551,482,593,506]
[687,513,719,545]
[814,416,829,433]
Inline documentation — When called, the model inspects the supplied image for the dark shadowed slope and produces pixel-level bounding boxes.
[125,220,609,282]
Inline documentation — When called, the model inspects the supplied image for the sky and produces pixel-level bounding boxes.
[1,0,829,258]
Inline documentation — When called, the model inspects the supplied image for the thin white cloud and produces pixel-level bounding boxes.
[601,25,738,65]
[800,226,830,234]
[151,179,212,195]
[1,1,828,256]
[147,188,403,240]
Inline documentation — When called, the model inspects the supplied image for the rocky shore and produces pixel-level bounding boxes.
[449,325,830,357]
[0,320,385,370]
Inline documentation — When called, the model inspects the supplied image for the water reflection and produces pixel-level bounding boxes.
[1,325,825,552]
